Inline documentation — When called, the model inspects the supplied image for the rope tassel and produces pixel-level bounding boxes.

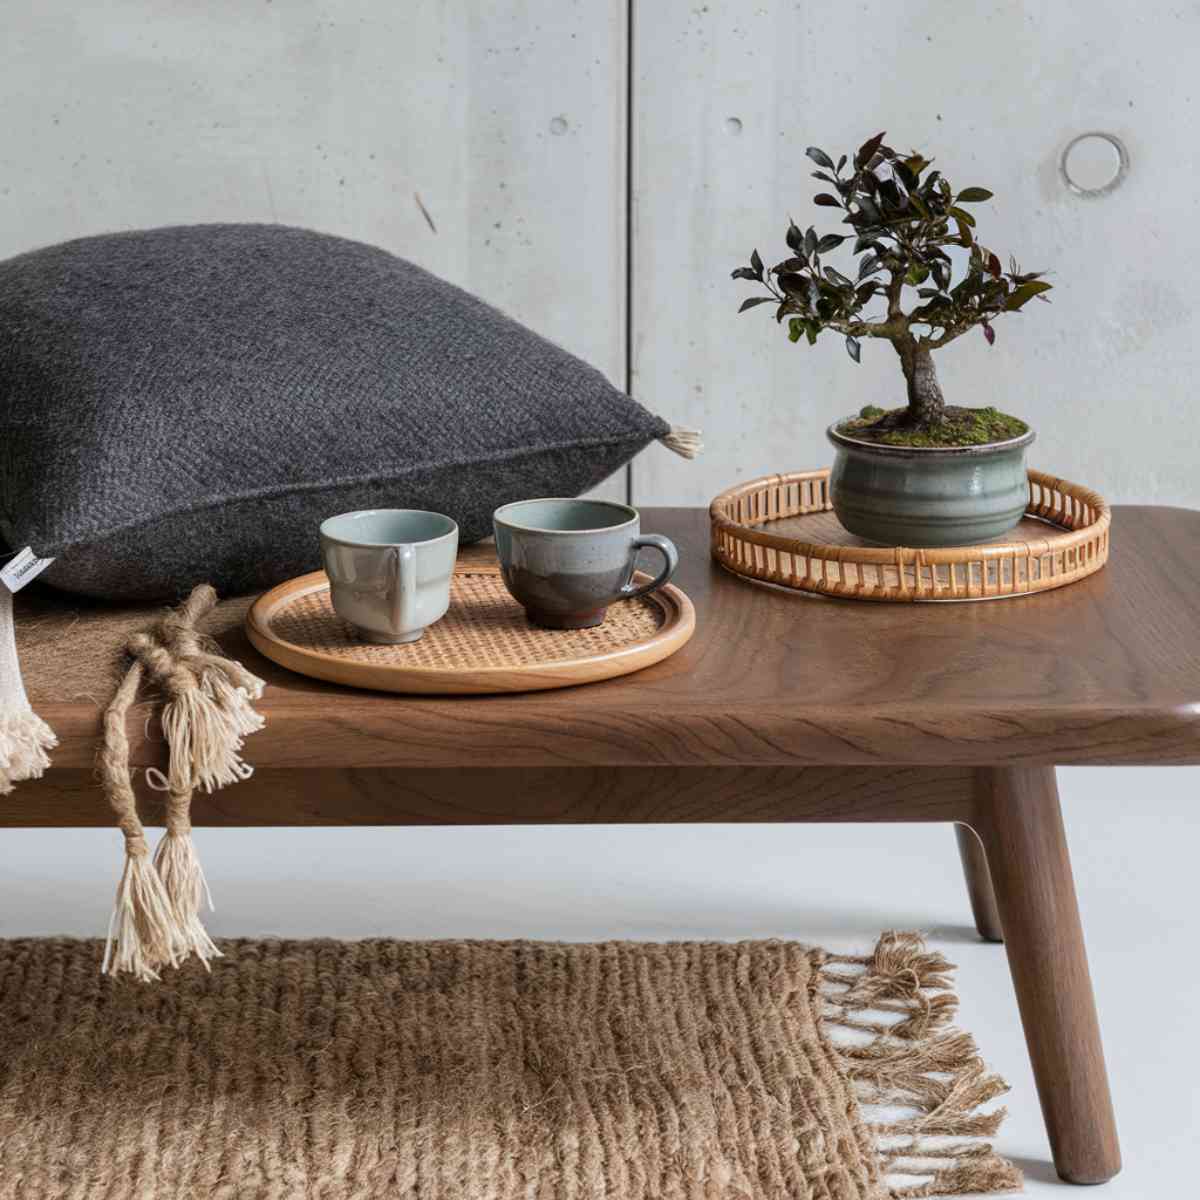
[150,772,222,969]
[101,585,265,980]
[101,662,180,982]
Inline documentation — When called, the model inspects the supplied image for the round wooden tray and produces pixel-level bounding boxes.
[246,552,695,694]
[710,468,1110,602]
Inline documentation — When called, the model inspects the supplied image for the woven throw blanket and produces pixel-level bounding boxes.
[0,933,1020,1199]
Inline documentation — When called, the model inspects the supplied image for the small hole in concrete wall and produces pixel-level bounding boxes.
[549,116,568,136]
[1060,132,1129,197]
[725,117,743,136]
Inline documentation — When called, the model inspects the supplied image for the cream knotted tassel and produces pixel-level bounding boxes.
[146,768,222,969]
[101,585,265,980]
[0,581,57,794]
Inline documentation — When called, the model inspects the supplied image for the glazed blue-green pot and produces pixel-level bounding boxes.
[827,420,1036,548]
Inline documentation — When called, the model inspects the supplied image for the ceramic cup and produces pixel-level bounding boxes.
[320,509,458,644]
[493,498,679,629]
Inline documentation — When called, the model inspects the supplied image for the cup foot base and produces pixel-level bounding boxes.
[354,626,424,644]
[526,608,607,630]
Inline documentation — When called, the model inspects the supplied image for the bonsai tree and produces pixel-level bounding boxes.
[732,132,1051,445]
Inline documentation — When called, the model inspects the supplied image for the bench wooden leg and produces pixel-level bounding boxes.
[954,822,1005,942]
[969,766,1121,1184]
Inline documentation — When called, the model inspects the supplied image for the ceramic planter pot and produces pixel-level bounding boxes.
[827,419,1036,548]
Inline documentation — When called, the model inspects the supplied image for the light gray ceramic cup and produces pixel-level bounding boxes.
[493,498,679,629]
[320,509,458,644]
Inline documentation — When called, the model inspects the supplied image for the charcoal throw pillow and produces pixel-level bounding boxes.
[0,223,693,601]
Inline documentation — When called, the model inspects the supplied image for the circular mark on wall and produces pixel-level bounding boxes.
[1060,132,1129,197]
[549,116,569,136]
[724,117,743,136]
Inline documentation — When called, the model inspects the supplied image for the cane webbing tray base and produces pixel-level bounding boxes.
[247,554,694,694]
[710,468,1110,602]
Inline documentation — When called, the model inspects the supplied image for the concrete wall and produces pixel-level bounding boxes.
[4,3,1193,509]
[2,1,1196,952]
[631,2,1200,507]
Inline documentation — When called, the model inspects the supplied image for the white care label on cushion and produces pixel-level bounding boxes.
[0,547,55,593]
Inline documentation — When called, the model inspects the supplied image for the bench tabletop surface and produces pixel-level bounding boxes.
[18,505,1200,769]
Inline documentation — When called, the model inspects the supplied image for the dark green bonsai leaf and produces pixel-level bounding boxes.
[853,281,877,306]
[738,296,775,313]
[854,131,887,169]
[845,334,862,362]
[805,146,835,169]
[956,187,994,202]
[1005,280,1053,310]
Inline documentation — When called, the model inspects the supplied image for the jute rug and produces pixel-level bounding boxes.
[0,933,1020,1199]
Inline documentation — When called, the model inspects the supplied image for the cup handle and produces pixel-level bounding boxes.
[620,534,679,601]
[389,544,417,633]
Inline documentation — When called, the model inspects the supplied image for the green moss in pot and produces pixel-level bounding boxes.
[732,131,1051,548]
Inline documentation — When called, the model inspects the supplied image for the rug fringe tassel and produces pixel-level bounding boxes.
[659,425,703,459]
[820,930,1022,1197]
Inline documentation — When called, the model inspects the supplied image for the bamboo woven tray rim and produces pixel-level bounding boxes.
[246,560,695,695]
[710,468,1110,602]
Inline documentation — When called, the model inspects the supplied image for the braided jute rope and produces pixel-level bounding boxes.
[101,584,265,982]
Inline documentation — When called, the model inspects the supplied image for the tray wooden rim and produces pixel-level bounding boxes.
[246,565,695,695]
[709,468,1111,602]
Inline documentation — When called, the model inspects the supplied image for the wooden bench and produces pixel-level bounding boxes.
[12,505,1200,1184]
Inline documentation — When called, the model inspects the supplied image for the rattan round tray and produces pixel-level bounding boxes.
[710,468,1110,602]
[246,552,695,694]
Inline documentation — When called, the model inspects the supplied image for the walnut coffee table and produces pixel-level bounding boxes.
[12,506,1200,1185]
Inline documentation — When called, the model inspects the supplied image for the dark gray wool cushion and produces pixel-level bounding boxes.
[0,223,672,600]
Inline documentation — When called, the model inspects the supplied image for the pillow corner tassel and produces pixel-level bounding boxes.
[659,425,703,460]
[0,580,58,796]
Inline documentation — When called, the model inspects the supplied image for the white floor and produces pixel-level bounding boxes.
[2,765,1196,1197]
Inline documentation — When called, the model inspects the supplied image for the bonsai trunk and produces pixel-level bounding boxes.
[895,337,945,427]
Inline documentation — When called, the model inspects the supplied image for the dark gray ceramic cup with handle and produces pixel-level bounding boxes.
[493,498,679,629]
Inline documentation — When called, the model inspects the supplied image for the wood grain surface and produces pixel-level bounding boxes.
[17,506,1200,771]
[0,766,974,829]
